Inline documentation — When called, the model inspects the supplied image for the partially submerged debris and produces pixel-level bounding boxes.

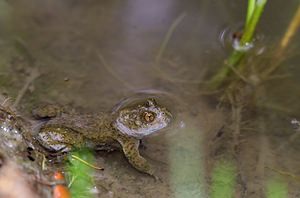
[0,98,50,197]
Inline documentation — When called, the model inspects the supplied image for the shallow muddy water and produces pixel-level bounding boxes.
[0,0,300,197]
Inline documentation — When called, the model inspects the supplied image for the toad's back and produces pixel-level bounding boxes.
[43,112,116,140]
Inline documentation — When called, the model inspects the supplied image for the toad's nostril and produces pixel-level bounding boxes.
[165,111,173,119]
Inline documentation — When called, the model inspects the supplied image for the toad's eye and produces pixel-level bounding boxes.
[142,111,156,123]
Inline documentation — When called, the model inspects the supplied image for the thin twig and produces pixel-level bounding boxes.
[263,4,300,76]
[1,97,12,107]
[227,93,243,151]
[228,64,252,85]
[71,154,104,170]
[13,68,40,108]
[155,58,204,84]
[279,5,300,50]
[97,53,134,90]
[155,13,186,64]
[67,175,77,188]
[266,166,300,182]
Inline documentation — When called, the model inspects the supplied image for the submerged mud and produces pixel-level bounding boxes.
[0,0,300,197]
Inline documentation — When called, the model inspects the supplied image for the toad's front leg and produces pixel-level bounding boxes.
[117,138,154,176]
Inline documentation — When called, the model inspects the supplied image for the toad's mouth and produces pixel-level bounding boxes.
[113,119,147,139]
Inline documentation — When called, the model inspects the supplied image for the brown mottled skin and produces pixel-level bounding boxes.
[33,99,172,176]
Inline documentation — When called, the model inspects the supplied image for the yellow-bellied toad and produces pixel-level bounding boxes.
[33,99,172,176]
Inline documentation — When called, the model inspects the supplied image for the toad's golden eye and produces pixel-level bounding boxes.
[142,111,155,123]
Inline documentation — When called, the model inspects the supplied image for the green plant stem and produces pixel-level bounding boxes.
[208,0,267,89]
[208,51,244,90]
[246,0,256,27]
[241,0,268,45]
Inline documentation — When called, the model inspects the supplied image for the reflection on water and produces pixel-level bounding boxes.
[0,0,300,197]
[168,117,206,198]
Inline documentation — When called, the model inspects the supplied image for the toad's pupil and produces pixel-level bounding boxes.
[143,111,155,122]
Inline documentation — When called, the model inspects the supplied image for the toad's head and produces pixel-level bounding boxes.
[113,98,172,139]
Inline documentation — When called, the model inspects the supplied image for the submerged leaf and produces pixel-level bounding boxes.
[66,148,96,198]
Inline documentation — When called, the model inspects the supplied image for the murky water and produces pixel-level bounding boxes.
[0,0,300,197]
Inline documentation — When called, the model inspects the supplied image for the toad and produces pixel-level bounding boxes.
[33,98,172,176]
